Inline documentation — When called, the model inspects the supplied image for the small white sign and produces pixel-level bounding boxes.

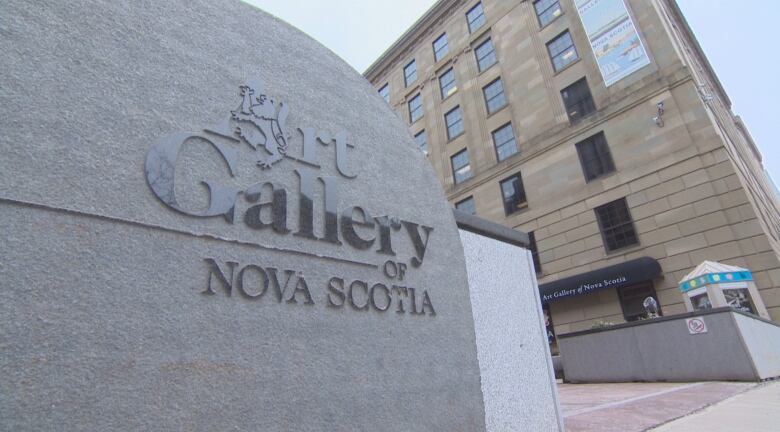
[686,317,708,334]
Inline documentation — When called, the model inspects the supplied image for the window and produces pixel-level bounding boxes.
[451,149,472,184]
[445,106,464,140]
[528,231,542,274]
[378,84,389,102]
[439,68,457,99]
[433,33,449,62]
[455,196,476,215]
[618,282,661,322]
[492,123,518,162]
[415,130,428,155]
[408,93,423,123]
[561,78,596,123]
[534,0,562,27]
[404,60,417,87]
[594,198,638,252]
[483,78,507,114]
[500,173,527,215]
[576,132,615,181]
[547,31,578,72]
[475,38,497,72]
[466,2,486,33]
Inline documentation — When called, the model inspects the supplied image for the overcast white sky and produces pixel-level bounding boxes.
[244,0,780,183]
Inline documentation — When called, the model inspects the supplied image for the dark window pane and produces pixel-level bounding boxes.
[451,149,472,184]
[433,33,449,62]
[408,93,423,123]
[445,106,464,139]
[595,198,638,251]
[618,282,661,322]
[500,173,527,215]
[404,60,417,87]
[576,132,615,181]
[492,123,518,162]
[378,84,389,102]
[534,0,562,27]
[455,196,476,215]
[439,68,457,99]
[466,2,486,33]
[475,38,497,72]
[415,130,428,155]
[561,78,596,123]
[529,231,542,274]
[483,78,507,114]
[547,31,578,72]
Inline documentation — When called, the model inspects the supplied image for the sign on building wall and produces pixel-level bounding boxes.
[686,317,708,334]
[575,0,651,86]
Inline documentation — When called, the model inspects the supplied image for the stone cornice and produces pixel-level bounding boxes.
[663,0,730,108]
[363,0,464,81]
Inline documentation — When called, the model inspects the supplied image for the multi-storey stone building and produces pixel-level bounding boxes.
[364,0,780,345]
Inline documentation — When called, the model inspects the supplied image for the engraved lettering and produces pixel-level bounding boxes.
[327,277,346,308]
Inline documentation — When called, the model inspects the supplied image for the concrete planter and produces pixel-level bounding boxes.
[558,307,780,383]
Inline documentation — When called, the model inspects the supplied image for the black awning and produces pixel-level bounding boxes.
[539,256,662,303]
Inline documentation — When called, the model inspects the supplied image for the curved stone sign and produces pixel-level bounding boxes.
[0,1,486,430]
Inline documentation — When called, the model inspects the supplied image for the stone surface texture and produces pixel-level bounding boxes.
[459,229,564,431]
[0,1,486,430]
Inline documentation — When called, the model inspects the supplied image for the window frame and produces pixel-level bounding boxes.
[533,0,563,28]
[414,129,428,155]
[466,2,486,33]
[594,198,639,252]
[404,60,417,87]
[433,33,450,62]
[492,122,518,162]
[455,196,476,215]
[561,77,596,123]
[499,172,528,216]
[546,30,579,72]
[378,83,390,102]
[408,93,423,123]
[474,37,497,72]
[445,106,465,140]
[575,131,615,182]
[451,148,472,185]
[482,77,507,115]
[439,67,458,100]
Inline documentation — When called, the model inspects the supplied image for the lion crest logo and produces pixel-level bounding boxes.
[230,78,290,169]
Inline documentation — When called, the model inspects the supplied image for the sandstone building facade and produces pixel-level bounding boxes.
[364,0,780,344]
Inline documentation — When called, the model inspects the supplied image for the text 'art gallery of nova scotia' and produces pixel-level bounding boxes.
[364,0,780,347]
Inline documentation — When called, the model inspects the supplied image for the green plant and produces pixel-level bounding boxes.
[591,319,615,329]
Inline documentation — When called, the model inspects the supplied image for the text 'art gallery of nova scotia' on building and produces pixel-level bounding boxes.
[364,0,780,349]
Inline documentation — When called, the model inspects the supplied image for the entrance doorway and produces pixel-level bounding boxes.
[617,281,661,322]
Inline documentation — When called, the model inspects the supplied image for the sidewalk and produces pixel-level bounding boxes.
[651,380,780,431]
[558,381,754,432]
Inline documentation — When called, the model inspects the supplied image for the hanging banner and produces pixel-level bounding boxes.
[575,0,651,86]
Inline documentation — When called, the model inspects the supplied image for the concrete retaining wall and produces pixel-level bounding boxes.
[558,308,780,382]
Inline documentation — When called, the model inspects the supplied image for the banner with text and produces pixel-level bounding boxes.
[575,0,651,86]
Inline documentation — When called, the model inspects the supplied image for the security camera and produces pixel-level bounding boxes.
[653,101,665,127]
